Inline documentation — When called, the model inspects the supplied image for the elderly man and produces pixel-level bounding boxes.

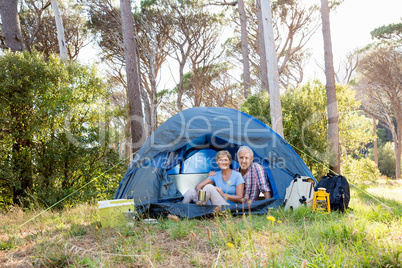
[209,146,272,202]
[235,146,272,201]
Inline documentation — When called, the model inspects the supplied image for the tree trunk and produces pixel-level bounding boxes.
[237,0,251,98]
[151,86,158,132]
[261,0,284,138]
[256,0,269,93]
[395,141,401,179]
[141,85,152,137]
[320,0,340,174]
[149,56,158,133]
[177,57,185,111]
[51,0,68,60]
[0,0,24,52]
[125,120,132,162]
[373,118,378,168]
[120,0,144,152]
[395,119,402,179]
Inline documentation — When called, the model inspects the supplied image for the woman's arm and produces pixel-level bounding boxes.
[217,183,245,203]
[195,177,213,193]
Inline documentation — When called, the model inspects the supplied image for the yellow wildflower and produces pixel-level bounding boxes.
[267,216,276,222]
[227,242,234,248]
[277,220,282,223]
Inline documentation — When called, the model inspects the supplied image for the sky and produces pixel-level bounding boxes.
[305,0,402,82]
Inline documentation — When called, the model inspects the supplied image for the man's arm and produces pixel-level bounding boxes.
[255,163,271,199]
[263,191,272,199]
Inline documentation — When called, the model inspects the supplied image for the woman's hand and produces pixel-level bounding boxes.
[215,187,224,196]
[195,177,213,194]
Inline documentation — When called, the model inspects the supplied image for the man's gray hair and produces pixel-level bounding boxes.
[237,146,254,158]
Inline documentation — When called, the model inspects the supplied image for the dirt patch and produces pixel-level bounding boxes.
[0,243,35,268]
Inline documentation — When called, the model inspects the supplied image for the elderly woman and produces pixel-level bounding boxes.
[181,150,245,206]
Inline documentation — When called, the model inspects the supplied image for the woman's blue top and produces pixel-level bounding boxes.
[209,170,245,204]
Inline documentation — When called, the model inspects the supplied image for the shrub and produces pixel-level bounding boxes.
[377,142,396,178]
[0,51,127,209]
[341,155,381,183]
[241,81,374,179]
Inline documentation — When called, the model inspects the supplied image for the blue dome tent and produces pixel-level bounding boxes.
[115,107,316,218]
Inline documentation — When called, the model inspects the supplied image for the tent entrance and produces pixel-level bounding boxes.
[166,135,241,175]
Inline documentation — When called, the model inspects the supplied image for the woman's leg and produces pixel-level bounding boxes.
[202,184,229,206]
[181,189,198,203]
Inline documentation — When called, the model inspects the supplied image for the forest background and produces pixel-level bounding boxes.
[0,0,401,209]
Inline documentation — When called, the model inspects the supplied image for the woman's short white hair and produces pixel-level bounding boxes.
[237,146,254,158]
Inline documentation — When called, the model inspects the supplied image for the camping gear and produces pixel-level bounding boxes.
[283,175,315,210]
[115,107,316,218]
[198,190,206,202]
[312,188,331,213]
[316,174,350,212]
[143,219,158,224]
[98,199,134,228]
[123,210,137,225]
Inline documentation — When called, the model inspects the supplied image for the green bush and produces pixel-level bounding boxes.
[341,155,381,183]
[0,51,127,209]
[242,81,375,178]
[378,142,396,178]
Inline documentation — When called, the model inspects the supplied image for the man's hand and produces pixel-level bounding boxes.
[208,171,216,177]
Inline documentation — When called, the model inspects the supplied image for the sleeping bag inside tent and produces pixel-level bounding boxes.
[115,107,316,218]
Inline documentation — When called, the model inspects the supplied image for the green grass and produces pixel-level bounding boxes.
[0,179,401,267]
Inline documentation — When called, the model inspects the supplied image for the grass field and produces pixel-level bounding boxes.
[1,179,401,267]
